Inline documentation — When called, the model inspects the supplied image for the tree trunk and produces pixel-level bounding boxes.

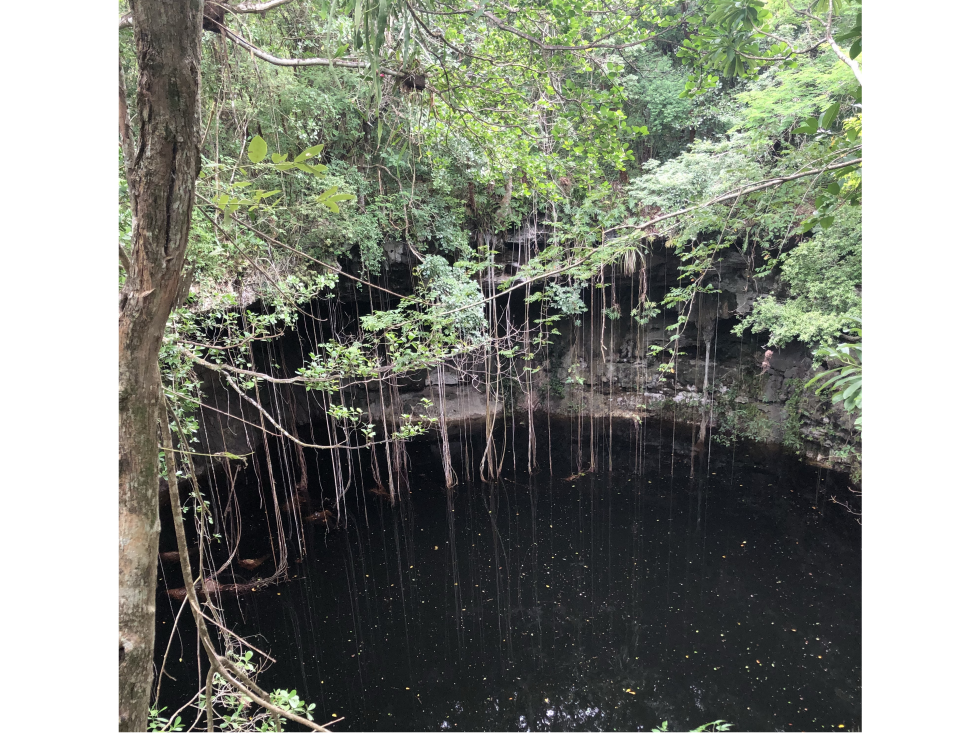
[118,1,203,729]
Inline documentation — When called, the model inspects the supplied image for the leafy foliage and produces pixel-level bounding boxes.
[735,205,861,347]
[806,319,862,428]
[198,651,318,732]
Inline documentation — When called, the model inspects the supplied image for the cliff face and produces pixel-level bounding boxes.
[179,237,861,496]
[521,244,859,478]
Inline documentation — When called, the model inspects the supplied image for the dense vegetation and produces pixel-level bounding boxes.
[118,1,861,729]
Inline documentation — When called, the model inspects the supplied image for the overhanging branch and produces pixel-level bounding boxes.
[212,22,381,71]
[828,37,863,86]
[119,1,296,30]
[481,10,676,52]
[608,155,862,236]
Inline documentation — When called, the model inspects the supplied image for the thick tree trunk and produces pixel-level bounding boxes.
[118,1,203,730]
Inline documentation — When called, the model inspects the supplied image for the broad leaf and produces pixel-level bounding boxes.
[247,136,268,164]
[818,102,840,130]
[294,144,325,162]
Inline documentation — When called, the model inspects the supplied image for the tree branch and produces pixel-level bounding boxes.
[609,156,862,235]
[197,202,415,302]
[749,22,826,56]
[481,10,673,51]
[210,20,412,78]
[229,0,295,12]
[828,37,862,86]
[120,1,296,29]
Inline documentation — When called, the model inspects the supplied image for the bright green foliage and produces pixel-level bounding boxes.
[735,206,861,347]
[619,48,734,163]
[146,707,183,732]
[735,51,857,138]
[677,0,862,94]
[630,132,766,214]
[807,320,862,428]
[197,651,318,732]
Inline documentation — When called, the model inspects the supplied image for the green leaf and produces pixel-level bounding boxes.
[815,374,846,393]
[819,216,835,229]
[294,144,325,162]
[331,193,356,202]
[271,153,287,164]
[825,182,841,196]
[818,102,840,130]
[849,38,861,59]
[791,117,818,135]
[325,200,340,213]
[247,136,268,164]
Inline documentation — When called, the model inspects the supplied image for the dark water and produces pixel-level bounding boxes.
[157,419,861,731]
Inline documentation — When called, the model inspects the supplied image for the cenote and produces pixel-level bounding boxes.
[155,418,860,732]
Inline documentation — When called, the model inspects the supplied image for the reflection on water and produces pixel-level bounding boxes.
[158,419,860,731]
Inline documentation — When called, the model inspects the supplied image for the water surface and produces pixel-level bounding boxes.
[158,419,861,731]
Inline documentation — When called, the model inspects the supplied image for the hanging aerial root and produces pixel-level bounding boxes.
[160,384,336,733]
